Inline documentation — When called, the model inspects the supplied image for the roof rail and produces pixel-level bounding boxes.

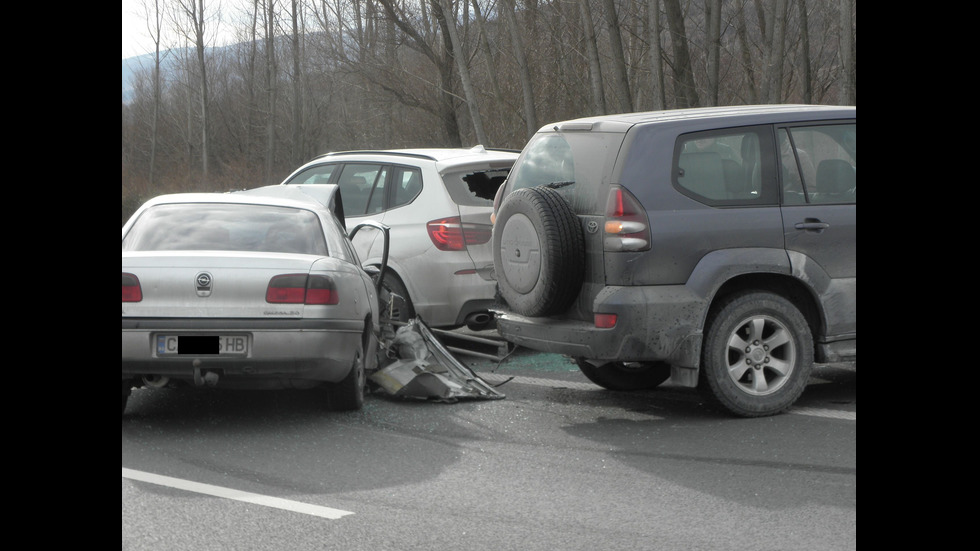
[308,146,521,163]
[311,150,439,162]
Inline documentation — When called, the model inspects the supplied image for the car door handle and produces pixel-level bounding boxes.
[794,218,830,233]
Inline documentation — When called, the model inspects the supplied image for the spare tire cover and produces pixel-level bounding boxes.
[492,186,584,316]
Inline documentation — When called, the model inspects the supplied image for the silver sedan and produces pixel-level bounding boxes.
[122,185,385,414]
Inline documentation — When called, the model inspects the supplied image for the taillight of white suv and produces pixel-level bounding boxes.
[603,186,650,252]
[426,216,492,251]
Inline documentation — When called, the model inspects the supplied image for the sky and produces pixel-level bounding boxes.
[122,0,244,59]
[122,0,152,59]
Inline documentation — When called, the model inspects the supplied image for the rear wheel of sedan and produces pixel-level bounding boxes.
[325,347,366,411]
[576,359,672,391]
[699,291,814,417]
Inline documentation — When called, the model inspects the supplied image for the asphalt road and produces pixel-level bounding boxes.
[122,336,856,551]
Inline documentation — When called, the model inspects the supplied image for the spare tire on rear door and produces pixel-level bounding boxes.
[493,186,584,316]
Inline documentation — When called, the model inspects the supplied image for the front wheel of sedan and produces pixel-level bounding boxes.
[699,291,813,417]
[325,347,366,411]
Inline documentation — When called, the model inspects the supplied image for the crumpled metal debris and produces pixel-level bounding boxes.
[369,318,505,402]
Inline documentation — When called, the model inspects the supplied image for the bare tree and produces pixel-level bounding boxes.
[438,0,488,144]
[376,0,463,146]
[663,0,699,107]
[172,0,213,184]
[500,0,537,138]
[469,0,508,135]
[122,0,857,221]
[139,0,169,190]
[839,0,854,104]
[646,0,665,110]
[289,0,304,165]
[577,0,606,115]
[263,0,279,183]
[599,0,633,113]
[763,0,788,103]
[796,0,812,103]
[705,0,722,106]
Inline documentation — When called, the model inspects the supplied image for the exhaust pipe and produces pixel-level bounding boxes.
[464,312,494,331]
[142,374,170,388]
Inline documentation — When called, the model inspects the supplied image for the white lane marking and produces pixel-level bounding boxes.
[477,372,855,421]
[787,407,856,421]
[122,468,354,519]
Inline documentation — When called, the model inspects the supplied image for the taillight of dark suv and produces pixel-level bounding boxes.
[603,186,650,252]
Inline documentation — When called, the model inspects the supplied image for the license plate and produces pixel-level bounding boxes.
[156,335,249,356]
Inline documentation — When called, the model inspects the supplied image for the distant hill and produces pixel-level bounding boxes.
[122,49,192,105]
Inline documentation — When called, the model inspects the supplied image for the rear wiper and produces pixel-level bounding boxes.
[546,181,575,189]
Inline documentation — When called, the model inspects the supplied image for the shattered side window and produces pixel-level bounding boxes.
[442,168,512,206]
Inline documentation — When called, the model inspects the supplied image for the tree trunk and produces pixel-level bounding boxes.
[663,0,699,108]
[579,0,606,115]
[705,0,722,106]
[438,0,488,145]
[764,0,788,103]
[264,0,278,184]
[470,0,506,135]
[735,2,757,103]
[600,0,633,113]
[501,0,537,138]
[839,0,855,104]
[796,0,812,103]
[290,0,304,165]
[646,0,665,111]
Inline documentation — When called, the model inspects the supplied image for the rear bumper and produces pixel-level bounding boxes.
[122,317,363,384]
[411,267,497,327]
[494,284,707,368]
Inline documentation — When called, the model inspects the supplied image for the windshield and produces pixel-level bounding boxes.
[122,203,329,256]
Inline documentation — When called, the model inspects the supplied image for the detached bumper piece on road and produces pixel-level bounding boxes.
[370,319,505,402]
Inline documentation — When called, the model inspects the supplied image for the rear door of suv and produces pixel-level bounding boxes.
[776,121,857,337]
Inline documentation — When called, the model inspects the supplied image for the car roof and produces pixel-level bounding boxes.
[542,104,856,133]
[307,144,520,173]
[139,186,342,217]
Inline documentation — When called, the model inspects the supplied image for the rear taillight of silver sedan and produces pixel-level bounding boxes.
[266,274,339,305]
[426,216,492,251]
[122,273,142,302]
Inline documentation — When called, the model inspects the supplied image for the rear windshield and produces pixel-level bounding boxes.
[122,203,329,256]
[508,131,624,214]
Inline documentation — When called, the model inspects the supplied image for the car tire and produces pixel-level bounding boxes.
[576,360,672,390]
[493,186,584,316]
[325,346,366,411]
[699,291,814,417]
[380,271,415,323]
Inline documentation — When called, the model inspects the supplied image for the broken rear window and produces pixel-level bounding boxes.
[442,168,511,206]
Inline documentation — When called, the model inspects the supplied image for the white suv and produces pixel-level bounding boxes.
[280,145,519,329]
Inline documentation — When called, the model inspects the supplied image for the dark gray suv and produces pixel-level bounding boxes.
[490,105,855,417]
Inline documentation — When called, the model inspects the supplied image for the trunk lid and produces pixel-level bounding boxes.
[122,251,318,318]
